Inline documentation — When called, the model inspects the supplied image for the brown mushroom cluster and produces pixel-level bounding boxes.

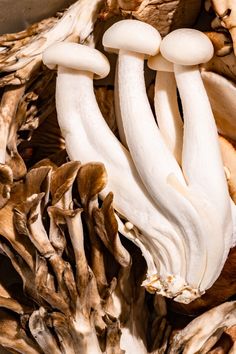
[0,1,236,353]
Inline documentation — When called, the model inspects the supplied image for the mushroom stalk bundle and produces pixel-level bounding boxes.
[43,42,190,302]
[42,30,231,306]
[101,23,234,300]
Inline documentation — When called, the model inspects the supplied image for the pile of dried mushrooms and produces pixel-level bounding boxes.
[0,0,236,353]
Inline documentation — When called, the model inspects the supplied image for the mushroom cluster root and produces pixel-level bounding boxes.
[0,159,170,354]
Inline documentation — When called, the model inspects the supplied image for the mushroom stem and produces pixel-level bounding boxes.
[117,49,207,292]
[175,65,228,204]
[174,63,232,289]
[117,50,185,187]
[153,71,183,164]
[114,58,128,148]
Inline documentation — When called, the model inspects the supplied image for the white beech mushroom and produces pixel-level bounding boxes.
[42,42,195,302]
[103,20,218,301]
[147,53,183,164]
[160,28,233,290]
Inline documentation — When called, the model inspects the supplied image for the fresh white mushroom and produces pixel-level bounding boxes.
[160,28,233,290]
[43,42,192,301]
[103,20,211,297]
[147,53,183,164]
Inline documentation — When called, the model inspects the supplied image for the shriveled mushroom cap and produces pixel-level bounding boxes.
[148,53,174,72]
[102,19,161,56]
[42,42,110,79]
[160,29,214,65]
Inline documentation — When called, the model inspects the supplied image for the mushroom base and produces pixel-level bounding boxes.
[142,273,204,304]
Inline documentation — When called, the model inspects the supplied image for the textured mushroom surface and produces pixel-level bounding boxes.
[0,1,235,353]
[103,0,202,36]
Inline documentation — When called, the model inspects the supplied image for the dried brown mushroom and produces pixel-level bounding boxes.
[0,161,159,353]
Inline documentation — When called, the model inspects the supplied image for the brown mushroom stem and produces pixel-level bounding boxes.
[29,308,62,354]
[0,309,42,354]
[77,163,109,296]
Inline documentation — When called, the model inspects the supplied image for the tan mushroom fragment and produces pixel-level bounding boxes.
[201,70,236,141]
[0,44,63,205]
[200,32,236,142]
[169,301,236,354]
[0,309,42,354]
[0,0,104,81]
[0,85,25,205]
[210,0,236,55]
[102,0,202,37]
[204,31,233,57]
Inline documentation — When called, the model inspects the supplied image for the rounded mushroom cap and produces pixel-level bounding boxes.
[160,29,214,66]
[148,53,174,72]
[42,42,110,79]
[103,19,161,56]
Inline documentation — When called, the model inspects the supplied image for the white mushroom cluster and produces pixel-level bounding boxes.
[42,20,235,304]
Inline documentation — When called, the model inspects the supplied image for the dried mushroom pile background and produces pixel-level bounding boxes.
[0,0,236,353]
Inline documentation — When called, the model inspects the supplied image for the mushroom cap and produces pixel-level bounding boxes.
[102,19,161,56]
[148,53,174,72]
[160,29,214,66]
[42,42,110,79]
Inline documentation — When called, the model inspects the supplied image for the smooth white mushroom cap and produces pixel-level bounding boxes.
[102,19,161,56]
[42,42,110,79]
[148,53,174,72]
[160,29,214,65]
